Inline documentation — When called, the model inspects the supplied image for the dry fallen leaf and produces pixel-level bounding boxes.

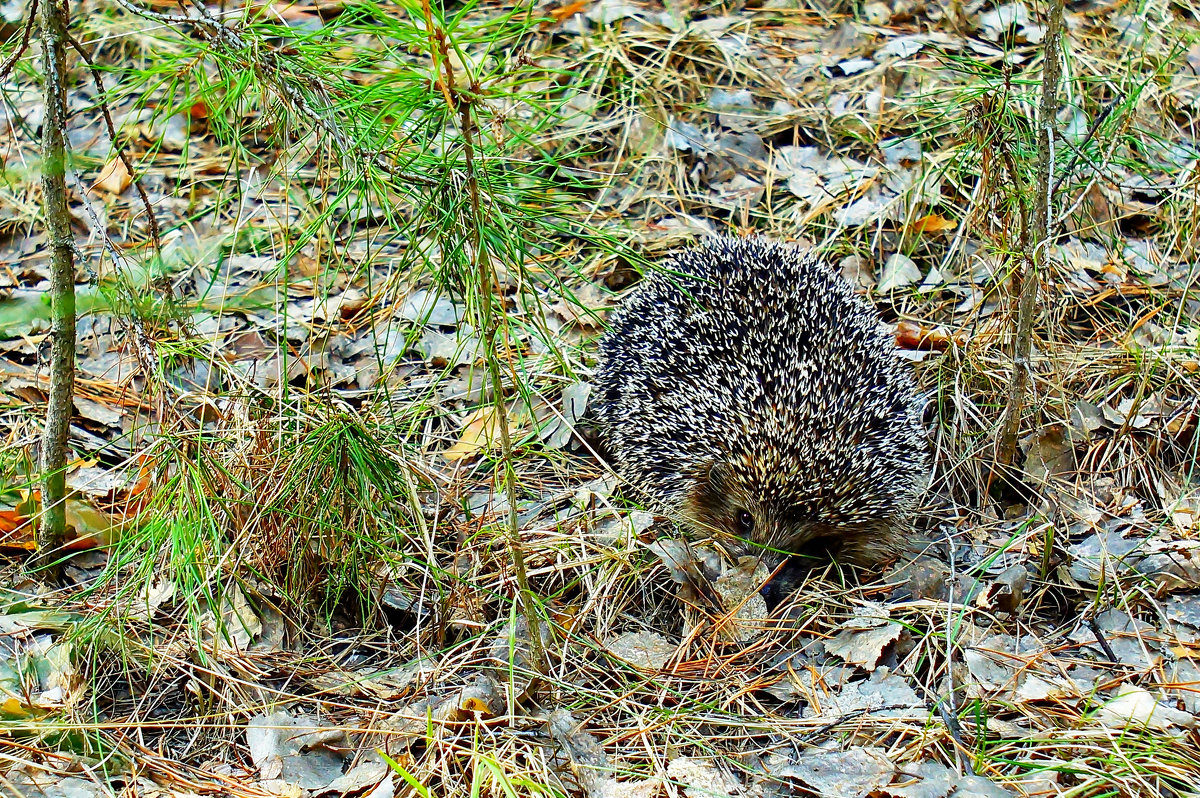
[769,747,894,798]
[443,404,530,461]
[824,604,905,670]
[1065,182,1117,237]
[0,490,123,551]
[878,254,921,292]
[606,631,677,671]
[800,670,923,720]
[906,213,956,235]
[1092,686,1197,731]
[666,758,743,798]
[94,156,132,195]
[246,711,350,791]
[894,320,957,351]
[443,406,502,461]
[549,0,588,22]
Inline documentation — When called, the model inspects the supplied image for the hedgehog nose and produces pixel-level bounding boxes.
[757,553,794,608]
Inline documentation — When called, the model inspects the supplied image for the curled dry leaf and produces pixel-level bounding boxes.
[711,557,770,643]
[768,747,894,798]
[93,156,132,195]
[666,758,744,798]
[964,635,1076,703]
[1092,686,1197,731]
[383,675,503,738]
[801,670,924,720]
[606,631,676,671]
[824,605,904,670]
[976,564,1028,615]
[824,622,904,670]
[840,253,875,291]
[201,583,262,651]
[537,381,591,450]
[894,320,958,351]
[486,616,549,703]
[246,711,350,791]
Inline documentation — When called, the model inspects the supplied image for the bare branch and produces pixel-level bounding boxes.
[0,0,38,81]
[63,29,163,251]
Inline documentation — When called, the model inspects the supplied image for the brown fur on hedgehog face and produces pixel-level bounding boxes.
[681,461,904,569]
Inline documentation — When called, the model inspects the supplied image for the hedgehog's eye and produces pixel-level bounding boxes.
[735,510,754,537]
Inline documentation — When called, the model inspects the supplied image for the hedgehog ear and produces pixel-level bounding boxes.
[699,460,736,494]
[685,460,738,529]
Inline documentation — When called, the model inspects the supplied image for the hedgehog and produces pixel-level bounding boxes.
[594,237,929,573]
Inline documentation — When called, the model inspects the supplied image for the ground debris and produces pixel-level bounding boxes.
[4,0,1200,795]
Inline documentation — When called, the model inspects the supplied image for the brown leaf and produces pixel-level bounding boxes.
[0,507,31,541]
[1064,183,1117,237]
[548,0,588,23]
[443,405,521,461]
[894,320,957,351]
[294,253,321,278]
[65,499,121,547]
[94,156,132,195]
[0,490,121,552]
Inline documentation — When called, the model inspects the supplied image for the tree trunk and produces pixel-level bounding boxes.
[36,0,76,575]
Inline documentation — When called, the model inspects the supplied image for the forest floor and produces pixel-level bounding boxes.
[2,0,1200,796]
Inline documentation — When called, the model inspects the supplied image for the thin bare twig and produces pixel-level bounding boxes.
[62,29,162,251]
[0,0,38,81]
[1051,94,1125,197]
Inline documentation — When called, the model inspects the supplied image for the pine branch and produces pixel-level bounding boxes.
[995,0,1065,475]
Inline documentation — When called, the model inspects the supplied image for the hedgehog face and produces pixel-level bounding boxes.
[683,461,811,557]
[681,459,896,569]
[681,461,759,545]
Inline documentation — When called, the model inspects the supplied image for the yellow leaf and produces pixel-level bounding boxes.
[443,407,503,462]
[66,499,120,546]
[0,697,38,719]
[442,404,530,462]
[549,0,588,22]
[908,213,956,234]
[461,695,492,713]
